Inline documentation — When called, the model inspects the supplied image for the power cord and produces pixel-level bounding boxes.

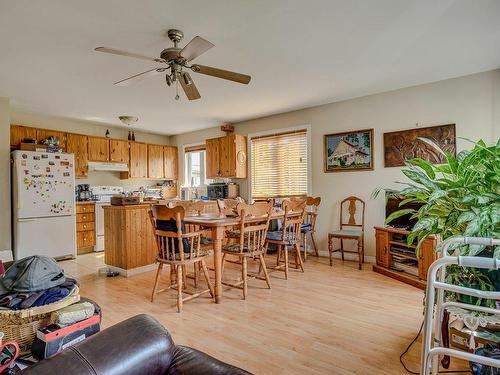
[400,320,471,374]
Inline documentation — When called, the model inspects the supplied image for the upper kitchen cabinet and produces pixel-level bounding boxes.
[66,133,88,178]
[88,136,109,162]
[163,146,178,180]
[128,142,148,178]
[10,125,37,148]
[206,138,220,179]
[36,128,67,151]
[206,134,247,179]
[109,139,129,163]
[147,144,164,179]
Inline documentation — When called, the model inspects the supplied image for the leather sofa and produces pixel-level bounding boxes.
[22,314,251,375]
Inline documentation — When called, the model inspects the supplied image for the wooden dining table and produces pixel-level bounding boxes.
[184,210,287,303]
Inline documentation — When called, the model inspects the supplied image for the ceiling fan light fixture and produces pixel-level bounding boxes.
[182,72,193,85]
[165,74,172,86]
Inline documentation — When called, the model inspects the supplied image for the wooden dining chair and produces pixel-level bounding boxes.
[221,202,273,299]
[217,198,245,216]
[292,196,321,260]
[149,205,214,312]
[264,199,306,279]
[171,200,217,250]
[328,196,365,270]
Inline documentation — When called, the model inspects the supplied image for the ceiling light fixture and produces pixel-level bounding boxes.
[118,116,138,126]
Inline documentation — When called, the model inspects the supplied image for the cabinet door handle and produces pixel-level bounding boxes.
[83,224,87,229]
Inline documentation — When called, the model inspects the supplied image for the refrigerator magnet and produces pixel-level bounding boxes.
[55,155,60,159]
[46,167,50,172]
[21,160,26,166]
[63,172,70,177]
[33,156,40,160]
[41,154,48,158]
[22,154,27,159]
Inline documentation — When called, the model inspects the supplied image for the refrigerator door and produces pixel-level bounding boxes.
[12,151,75,219]
[14,215,76,260]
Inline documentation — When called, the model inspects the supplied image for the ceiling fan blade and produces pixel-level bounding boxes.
[191,64,251,84]
[179,36,214,62]
[179,72,201,100]
[95,47,164,63]
[114,68,164,86]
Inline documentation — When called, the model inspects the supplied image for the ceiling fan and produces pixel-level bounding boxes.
[94,29,251,100]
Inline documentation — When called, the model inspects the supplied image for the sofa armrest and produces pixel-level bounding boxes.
[166,346,252,375]
[23,314,175,375]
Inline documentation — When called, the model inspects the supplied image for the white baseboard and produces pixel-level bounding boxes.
[316,250,375,264]
[101,263,158,277]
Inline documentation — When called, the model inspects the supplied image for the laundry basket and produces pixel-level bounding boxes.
[0,286,80,351]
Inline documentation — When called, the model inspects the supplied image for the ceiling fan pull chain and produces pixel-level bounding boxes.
[175,80,180,101]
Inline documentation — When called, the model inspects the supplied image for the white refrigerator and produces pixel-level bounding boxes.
[12,150,76,260]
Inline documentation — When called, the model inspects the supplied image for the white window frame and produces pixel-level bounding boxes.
[182,142,210,187]
[247,124,312,201]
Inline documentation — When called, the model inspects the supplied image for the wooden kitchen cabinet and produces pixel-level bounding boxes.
[66,133,88,178]
[206,134,247,178]
[206,138,221,178]
[163,146,178,180]
[148,144,164,178]
[109,139,129,163]
[36,128,67,151]
[88,136,109,162]
[128,142,148,178]
[10,125,37,148]
[76,203,96,254]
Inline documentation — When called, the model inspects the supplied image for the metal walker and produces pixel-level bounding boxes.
[421,237,500,375]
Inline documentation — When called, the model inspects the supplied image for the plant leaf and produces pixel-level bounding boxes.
[457,211,476,225]
[384,209,415,225]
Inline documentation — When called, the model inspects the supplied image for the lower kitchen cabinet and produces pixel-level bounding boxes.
[76,203,96,254]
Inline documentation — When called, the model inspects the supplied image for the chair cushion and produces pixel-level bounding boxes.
[266,231,299,244]
[162,249,210,261]
[200,237,214,245]
[222,243,250,253]
[225,230,241,238]
[329,229,363,238]
[300,223,312,233]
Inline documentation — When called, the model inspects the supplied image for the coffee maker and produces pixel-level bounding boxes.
[76,184,92,201]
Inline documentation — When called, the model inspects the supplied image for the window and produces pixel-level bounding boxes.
[184,145,211,187]
[250,129,309,199]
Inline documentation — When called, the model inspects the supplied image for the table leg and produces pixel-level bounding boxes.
[212,226,224,303]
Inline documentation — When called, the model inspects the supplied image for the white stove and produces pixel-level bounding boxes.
[89,186,124,251]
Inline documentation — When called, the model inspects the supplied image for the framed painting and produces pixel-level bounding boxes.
[383,124,456,167]
[324,129,374,172]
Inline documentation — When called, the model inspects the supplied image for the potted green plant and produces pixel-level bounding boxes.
[373,138,499,306]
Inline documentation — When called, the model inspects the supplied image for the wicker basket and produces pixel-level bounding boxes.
[0,286,80,351]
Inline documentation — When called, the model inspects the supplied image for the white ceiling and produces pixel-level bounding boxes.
[1,0,500,135]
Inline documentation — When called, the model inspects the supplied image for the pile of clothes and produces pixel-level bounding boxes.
[0,255,77,310]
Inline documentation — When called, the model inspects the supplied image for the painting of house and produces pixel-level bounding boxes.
[324,129,374,172]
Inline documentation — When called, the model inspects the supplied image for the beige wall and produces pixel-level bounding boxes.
[171,69,500,258]
[0,98,11,261]
[11,111,170,191]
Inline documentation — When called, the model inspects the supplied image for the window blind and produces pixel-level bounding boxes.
[251,130,308,199]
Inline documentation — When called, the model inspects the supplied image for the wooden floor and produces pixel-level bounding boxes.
[60,253,467,375]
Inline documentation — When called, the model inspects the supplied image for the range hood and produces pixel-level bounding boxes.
[88,161,129,172]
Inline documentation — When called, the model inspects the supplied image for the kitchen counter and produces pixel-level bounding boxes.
[102,204,157,276]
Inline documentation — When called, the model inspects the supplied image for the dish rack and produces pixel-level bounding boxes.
[421,237,500,375]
